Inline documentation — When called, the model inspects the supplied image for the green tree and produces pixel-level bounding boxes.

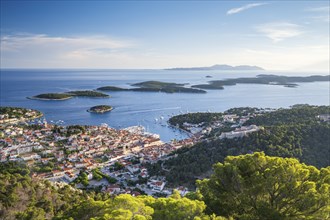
[197,152,330,220]
[150,190,207,220]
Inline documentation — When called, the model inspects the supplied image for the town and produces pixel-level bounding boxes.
[0,107,264,197]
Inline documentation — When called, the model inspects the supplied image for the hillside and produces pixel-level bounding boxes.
[148,105,330,188]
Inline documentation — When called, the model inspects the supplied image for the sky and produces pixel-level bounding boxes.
[0,1,329,70]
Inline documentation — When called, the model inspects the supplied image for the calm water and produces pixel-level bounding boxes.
[1,69,329,141]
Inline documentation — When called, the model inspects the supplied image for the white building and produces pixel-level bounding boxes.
[220,125,260,139]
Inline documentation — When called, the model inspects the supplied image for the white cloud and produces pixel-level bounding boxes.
[0,33,138,68]
[227,3,267,15]
[1,34,132,52]
[306,6,330,12]
[256,22,304,42]
[305,6,330,22]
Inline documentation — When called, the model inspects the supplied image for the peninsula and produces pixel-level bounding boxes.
[0,106,43,124]
[88,105,113,113]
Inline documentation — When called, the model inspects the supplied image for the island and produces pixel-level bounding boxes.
[192,74,329,89]
[131,81,206,93]
[28,90,110,100]
[87,105,113,113]
[67,90,110,97]
[165,64,264,71]
[97,86,129,91]
[0,106,43,124]
[98,81,207,94]
[131,81,186,88]
[27,93,73,100]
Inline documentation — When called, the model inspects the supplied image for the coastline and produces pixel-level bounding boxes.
[167,123,193,137]
[0,112,43,125]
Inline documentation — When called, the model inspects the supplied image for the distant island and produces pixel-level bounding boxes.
[88,105,113,113]
[97,81,206,94]
[192,74,330,90]
[165,64,264,71]
[28,90,110,100]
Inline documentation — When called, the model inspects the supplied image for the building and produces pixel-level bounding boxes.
[220,125,260,139]
[318,114,330,122]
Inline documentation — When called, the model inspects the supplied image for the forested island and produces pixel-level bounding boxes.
[28,90,109,100]
[27,75,329,100]
[192,74,329,89]
[98,75,329,94]
[67,90,109,97]
[28,93,73,100]
[148,105,330,188]
[88,105,113,113]
[97,81,207,93]
[97,86,129,91]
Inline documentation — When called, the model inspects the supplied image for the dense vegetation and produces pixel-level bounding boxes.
[148,105,330,187]
[88,105,113,113]
[30,93,73,100]
[67,90,109,97]
[244,104,329,126]
[224,107,262,116]
[169,107,262,129]
[30,90,109,100]
[192,74,329,89]
[198,152,330,220]
[97,81,207,94]
[131,81,206,93]
[131,81,186,88]
[1,153,329,219]
[131,87,206,93]
[0,162,226,220]
[169,112,223,129]
[97,86,129,91]
[0,162,89,219]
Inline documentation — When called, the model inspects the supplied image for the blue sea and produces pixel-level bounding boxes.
[1,69,329,141]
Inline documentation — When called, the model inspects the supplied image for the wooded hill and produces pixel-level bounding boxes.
[148,105,330,188]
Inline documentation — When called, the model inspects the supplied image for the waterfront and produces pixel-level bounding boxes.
[1,69,329,141]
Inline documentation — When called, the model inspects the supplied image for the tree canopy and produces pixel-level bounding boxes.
[197,152,330,220]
